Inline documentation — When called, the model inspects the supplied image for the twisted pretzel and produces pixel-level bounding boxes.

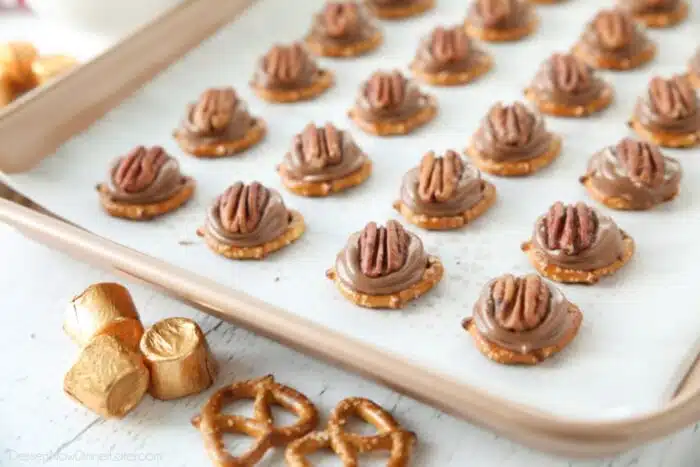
[285,397,416,467]
[192,375,319,466]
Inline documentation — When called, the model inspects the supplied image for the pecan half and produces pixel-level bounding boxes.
[491,274,551,332]
[594,10,635,50]
[264,44,308,84]
[648,76,697,120]
[549,53,591,93]
[191,87,237,133]
[218,182,270,234]
[365,71,407,110]
[615,138,665,187]
[430,26,469,64]
[542,202,598,255]
[417,150,465,203]
[113,146,169,193]
[476,0,514,28]
[358,220,410,278]
[487,102,535,147]
[323,2,359,37]
[295,123,343,169]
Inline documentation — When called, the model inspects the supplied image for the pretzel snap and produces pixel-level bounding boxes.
[192,375,319,466]
[285,397,416,467]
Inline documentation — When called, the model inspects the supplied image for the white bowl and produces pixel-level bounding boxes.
[26,0,183,38]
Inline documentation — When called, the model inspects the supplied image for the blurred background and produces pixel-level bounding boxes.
[0,0,184,62]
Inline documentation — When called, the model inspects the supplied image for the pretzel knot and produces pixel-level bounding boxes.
[192,375,319,467]
[285,397,416,467]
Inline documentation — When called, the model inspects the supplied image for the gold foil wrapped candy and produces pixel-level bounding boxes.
[63,335,149,418]
[63,282,144,350]
[0,67,14,106]
[140,317,217,400]
[0,41,38,91]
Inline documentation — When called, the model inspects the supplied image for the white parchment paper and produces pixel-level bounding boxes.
[8,0,700,420]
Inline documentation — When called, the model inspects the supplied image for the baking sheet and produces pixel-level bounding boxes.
[8,0,700,420]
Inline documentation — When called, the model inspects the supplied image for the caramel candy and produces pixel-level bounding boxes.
[0,41,38,91]
[63,283,144,350]
[140,318,218,400]
[64,335,149,418]
[31,55,78,85]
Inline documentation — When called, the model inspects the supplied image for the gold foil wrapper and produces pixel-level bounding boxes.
[0,41,38,88]
[0,66,14,106]
[140,317,217,400]
[63,282,144,350]
[31,54,78,85]
[64,335,149,418]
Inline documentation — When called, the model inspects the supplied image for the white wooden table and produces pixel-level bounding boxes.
[1,11,699,467]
